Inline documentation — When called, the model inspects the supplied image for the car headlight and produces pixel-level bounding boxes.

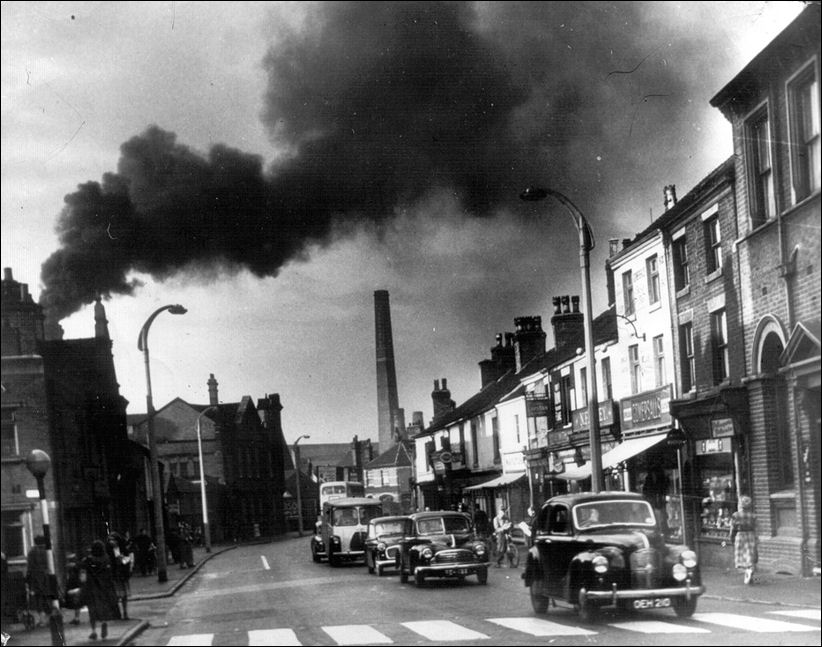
[332,536,340,544]
[474,543,486,556]
[672,563,688,581]
[681,550,697,568]
[377,542,386,552]
[420,547,433,560]
[592,555,609,574]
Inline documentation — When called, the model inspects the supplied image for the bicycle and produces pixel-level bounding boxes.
[492,529,519,568]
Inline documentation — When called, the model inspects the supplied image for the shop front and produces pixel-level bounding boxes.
[670,386,749,568]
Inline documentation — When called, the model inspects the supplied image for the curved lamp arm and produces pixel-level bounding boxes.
[520,187,595,252]
[138,304,188,351]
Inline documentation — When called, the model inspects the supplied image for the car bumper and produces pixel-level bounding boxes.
[414,561,490,577]
[582,580,705,604]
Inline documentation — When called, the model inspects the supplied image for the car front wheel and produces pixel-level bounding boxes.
[415,571,425,587]
[530,579,548,614]
[673,596,698,618]
[477,567,488,585]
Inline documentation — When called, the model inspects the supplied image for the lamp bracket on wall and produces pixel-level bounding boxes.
[614,313,645,341]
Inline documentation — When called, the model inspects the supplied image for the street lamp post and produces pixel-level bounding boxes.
[196,406,218,553]
[25,449,65,646]
[520,187,603,492]
[138,304,187,583]
[293,435,310,536]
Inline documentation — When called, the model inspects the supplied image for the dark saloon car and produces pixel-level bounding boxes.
[396,511,490,586]
[364,515,408,576]
[522,492,704,622]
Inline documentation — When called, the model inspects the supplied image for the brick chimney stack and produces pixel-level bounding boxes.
[664,184,678,211]
[1,267,45,355]
[431,378,455,420]
[513,316,546,372]
[94,296,110,339]
[207,373,219,405]
[479,331,516,387]
[551,295,584,354]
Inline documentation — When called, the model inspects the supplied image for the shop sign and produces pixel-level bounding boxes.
[526,395,552,417]
[711,417,736,438]
[696,438,730,455]
[503,451,525,472]
[621,385,672,431]
[571,399,615,431]
[547,428,570,448]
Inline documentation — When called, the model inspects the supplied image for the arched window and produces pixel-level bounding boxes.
[760,331,793,488]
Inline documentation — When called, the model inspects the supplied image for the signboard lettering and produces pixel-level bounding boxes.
[696,438,730,455]
[711,418,735,438]
[621,386,672,431]
[572,400,614,431]
[526,396,552,417]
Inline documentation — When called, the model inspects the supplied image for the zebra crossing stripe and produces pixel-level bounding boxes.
[771,609,821,622]
[167,635,214,646]
[608,620,711,634]
[322,624,393,645]
[487,617,596,636]
[402,620,489,641]
[693,612,814,632]
[249,628,301,645]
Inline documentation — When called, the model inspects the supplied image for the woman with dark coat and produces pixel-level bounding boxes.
[106,532,133,619]
[80,540,121,640]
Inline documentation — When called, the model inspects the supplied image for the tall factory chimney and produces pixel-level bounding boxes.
[374,290,400,453]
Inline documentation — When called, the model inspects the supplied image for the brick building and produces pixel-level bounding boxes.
[2,268,140,578]
[709,5,820,575]
[128,378,291,542]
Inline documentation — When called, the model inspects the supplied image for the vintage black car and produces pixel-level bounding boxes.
[522,492,704,622]
[364,515,407,576]
[396,511,490,586]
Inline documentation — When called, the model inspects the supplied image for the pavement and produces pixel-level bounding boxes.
[2,537,819,647]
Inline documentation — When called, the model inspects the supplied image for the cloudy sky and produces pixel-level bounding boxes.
[1,1,805,447]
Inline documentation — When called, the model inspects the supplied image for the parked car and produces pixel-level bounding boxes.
[364,515,408,576]
[396,511,490,586]
[522,492,704,622]
[318,497,384,567]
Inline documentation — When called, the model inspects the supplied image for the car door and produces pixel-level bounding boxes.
[541,503,576,596]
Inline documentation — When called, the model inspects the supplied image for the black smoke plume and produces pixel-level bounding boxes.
[39,1,730,322]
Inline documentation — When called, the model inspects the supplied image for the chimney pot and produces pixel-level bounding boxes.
[552,296,562,315]
[664,184,677,210]
[434,379,440,390]
[562,295,571,313]
[442,378,447,390]
[3,268,12,281]
[571,295,580,313]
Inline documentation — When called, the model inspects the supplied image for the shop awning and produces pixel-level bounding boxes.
[557,433,668,480]
[464,472,526,490]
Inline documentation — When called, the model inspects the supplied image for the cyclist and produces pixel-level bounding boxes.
[493,507,513,567]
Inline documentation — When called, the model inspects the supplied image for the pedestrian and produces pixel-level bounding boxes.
[106,532,133,620]
[24,535,51,628]
[80,539,121,640]
[471,504,489,539]
[728,495,758,585]
[64,548,85,625]
[493,507,511,567]
[132,528,155,576]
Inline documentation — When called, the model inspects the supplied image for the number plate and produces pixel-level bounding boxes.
[445,568,469,576]
[633,597,671,609]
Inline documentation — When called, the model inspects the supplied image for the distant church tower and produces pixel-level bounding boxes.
[374,290,401,452]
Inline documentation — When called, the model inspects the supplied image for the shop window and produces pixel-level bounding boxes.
[696,451,737,539]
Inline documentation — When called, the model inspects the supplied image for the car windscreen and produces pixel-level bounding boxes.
[359,506,384,524]
[374,520,405,535]
[416,518,445,535]
[573,500,656,529]
[442,516,471,533]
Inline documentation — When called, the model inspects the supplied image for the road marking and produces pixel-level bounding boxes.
[694,612,814,632]
[402,620,489,641]
[261,555,270,570]
[608,620,710,634]
[771,609,821,622]
[322,624,393,644]
[249,628,301,645]
[487,617,596,636]
[167,635,213,646]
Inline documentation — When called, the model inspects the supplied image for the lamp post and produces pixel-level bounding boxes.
[293,435,310,536]
[138,304,187,583]
[25,449,64,646]
[196,406,218,553]
[520,187,603,492]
